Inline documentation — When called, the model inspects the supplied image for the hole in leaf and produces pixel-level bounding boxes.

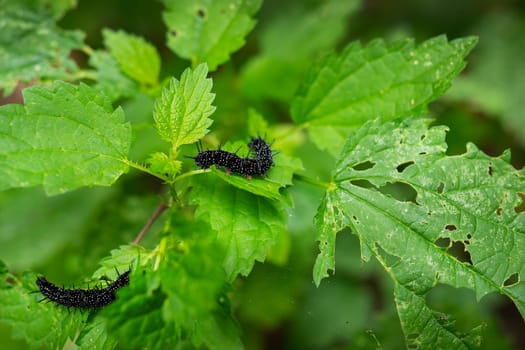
[420,134,427,140]
[396,161,414,173]
[434,237,451,248]
[514,192,525,214]
[170,30,177,37]
[353,161,375,171]
[496,207,502,216]
[196,8,206,18]
[375,244,400,267]
[503,273,519,287]
[488,165,493,176]
[445,224,457,231]
[436,182,444,194]
[350,179,374,189]
[378,182,417,204]
[447,241,473,265]
[466,233,472,239]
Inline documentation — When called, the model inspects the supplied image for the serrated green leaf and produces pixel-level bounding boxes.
[314,117,525,323]
[153,64,215,150]
[76,316,117,350]
[0,81,131,195]
[146,152,181,179]
[191,175,288,280]
[88,51,139,102]
[0,1,84,96]
[0,270,87,349]
[395,283,484,349]
[161,0,262,70]
[103,29,161,86]
[93,244,149,281]
[102,271,178,349]
[291,35,478,154]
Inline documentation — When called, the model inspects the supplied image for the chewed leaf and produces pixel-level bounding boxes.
[314,118,525,323]
[153,64,215,150]
[0,82,131,195]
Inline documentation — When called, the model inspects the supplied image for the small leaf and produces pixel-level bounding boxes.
[146,152,182,178]
[103,29,161,86]
[0,81,132,195]
[0,1,84,96]
[92,244,149,280]
[76,316,117,350]
[153,64,215,150]
[191,176,288,280]
[161,0,262,70]
[291,35,478,154]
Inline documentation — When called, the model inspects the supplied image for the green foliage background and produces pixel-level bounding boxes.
[0,0,524,349]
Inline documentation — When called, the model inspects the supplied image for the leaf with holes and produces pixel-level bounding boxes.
[161,0,262,70]
[0,81,131,195]
[291,35,478,155]
[314,117,525,345]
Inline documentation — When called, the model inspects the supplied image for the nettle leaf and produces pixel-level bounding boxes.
[0,81,131,195]
[153,64,215,150]
[102,271,178,350]
[0,1,84,96]
[192,176,288,281]
[394,283,484,349]
[159,235,241,349]
[314,118,525,343]
[0,269,87,349]
[76,316,117,350]
[103,29,161,86]
[161,0,262,70]
[92,244,149,280]
[291,35,478,155]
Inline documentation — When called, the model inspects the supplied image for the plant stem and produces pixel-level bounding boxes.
[172,168,209,183]
[293,173,331,189]
[123,159,170,182]
[133,202,169,244]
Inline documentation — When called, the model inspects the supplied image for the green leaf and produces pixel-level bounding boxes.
[314,117,525,322]
[103,29,161,86]
[153,64,215,150]
[161,0,262,70]
[76,316,117,350]
[0,81,131,195]
[102,271,179,349]
[394,283,484,349]
[88,51,139,102]
[92,244,149,280]
[0,1,84,96]
[291,35,478,154]
[146,152,182,179]
[0,269,87,349]
[191,176,288,280]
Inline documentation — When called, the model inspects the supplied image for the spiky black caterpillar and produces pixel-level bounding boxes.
[192,136,274,177]
[35,270,130,309]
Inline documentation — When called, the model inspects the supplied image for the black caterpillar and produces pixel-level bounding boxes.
[35,270,130,309]
[191,136,274,177]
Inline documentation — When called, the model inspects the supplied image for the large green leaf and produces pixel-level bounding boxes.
[0,0,84,96]
[161,0,262,70]
[153,64,215,151]
[291,35,477,155]
[192,175,288,280]
[0,81,131,195]
[314,117,525,341]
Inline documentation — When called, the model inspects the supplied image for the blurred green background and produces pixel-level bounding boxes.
[1,0,524,349]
